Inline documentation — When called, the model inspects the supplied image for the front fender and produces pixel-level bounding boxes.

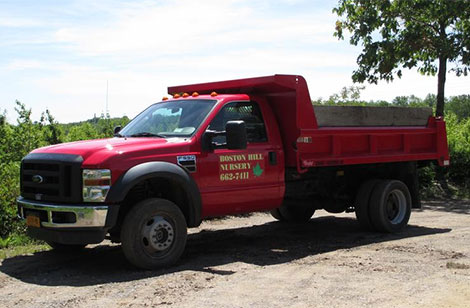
[106,161,202,227]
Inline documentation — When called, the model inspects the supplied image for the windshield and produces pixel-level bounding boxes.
[119,99,216,138]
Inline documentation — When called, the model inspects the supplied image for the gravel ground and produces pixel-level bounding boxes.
[0,200,469,308]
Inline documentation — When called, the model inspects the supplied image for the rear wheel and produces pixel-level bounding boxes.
[121,198,187,269]
[355,180,380,230]
[270,204,315,223]
[369,180,411,233]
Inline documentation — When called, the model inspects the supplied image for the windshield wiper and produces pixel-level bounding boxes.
[128,132,166,138]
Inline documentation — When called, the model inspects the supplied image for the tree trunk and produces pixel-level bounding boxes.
[436,55,447,117]
[436,56,450,195]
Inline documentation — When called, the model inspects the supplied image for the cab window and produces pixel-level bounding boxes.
[208,101,267,143]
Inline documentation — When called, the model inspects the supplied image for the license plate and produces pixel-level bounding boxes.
[26,215,41,228]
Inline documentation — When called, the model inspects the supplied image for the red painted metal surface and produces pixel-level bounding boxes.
[297,116,450,168]
[169,74,450,168]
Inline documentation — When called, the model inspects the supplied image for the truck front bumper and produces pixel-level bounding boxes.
[17,197,120,244]
[17,197,109,228]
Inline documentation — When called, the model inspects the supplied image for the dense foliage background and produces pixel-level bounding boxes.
[0,101,129,242]
[0,94,469,242]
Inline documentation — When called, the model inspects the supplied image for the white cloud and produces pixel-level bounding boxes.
[0,16,43,27]
[53,0,335,57]
[54,1,252,56]
[4,60,46,70]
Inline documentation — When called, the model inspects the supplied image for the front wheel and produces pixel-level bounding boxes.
[369,180,411,233]
[120,198,187,269]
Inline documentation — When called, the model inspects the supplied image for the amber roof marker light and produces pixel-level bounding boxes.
[210,92,218,97]
[173,94,181,99]
[192,92,199,97]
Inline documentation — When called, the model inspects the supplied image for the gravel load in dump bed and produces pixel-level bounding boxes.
[314,105,433,127]
[0,200,469,308]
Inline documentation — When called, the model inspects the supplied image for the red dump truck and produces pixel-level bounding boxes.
[17,75,449,269]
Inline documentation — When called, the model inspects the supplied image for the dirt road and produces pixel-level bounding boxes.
[1,200,469,308]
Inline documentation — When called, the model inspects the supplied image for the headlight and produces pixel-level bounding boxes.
[82,169,111,202]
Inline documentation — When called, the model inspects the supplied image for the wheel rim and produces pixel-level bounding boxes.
[386,189,407,224]
[141,215,175,256]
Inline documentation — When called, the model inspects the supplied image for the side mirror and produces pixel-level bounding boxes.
[201,131,215,151]
[226,120,247,150]
[113,126,122,135]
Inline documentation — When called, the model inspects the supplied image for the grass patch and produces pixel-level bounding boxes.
[446,262,470,270]
[0,233,49,260]
[0,243,50,260]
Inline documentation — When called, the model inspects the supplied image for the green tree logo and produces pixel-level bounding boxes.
[253,163,264,177]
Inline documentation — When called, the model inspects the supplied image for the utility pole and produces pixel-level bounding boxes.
[106,80,109,118]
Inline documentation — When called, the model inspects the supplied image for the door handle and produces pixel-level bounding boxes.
[269,151,277,165]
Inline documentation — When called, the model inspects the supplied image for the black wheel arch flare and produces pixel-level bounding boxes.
[106,161,202,227]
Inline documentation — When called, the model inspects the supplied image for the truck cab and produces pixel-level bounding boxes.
[17,75,449,269]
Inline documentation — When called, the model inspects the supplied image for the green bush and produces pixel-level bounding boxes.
[446,95,470,121]
[0,162,23,238]
[418,165,436,188]
[0,102,130,238]
[445,113,470,187]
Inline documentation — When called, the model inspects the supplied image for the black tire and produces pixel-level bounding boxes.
[270,208,283,221]
[270,205,315,223]
[355,179,381,230]
[121,198,187,269]
[369,180,412,233]
[47,242,87,253]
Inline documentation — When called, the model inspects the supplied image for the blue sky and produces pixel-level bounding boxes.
[1,0,469,123]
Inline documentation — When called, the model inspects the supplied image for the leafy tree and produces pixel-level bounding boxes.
[96,113,114,138]
[446,94,470,120]
[66,122,101,142]
[327,85,365,103]
[61,115,130,140]
[0,110,5,126]
[12,101,45,160]
[445,113,470,187]
[334,0,470,116]
[41,109,63,144]
[0,161,21,238]
[423,94,438,108]
[392,95,427,107]
[0,110,13,160]
[338,85,365,101]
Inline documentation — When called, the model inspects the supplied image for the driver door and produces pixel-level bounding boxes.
[198,101,283,217]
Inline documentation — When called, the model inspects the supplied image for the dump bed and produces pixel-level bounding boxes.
[314,105,432,127]
[169,74,449,169]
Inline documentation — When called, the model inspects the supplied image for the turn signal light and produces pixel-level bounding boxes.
[210,92,218,97]
[82,169,111,202]
[182,93,189,98]
[192,92,199,97]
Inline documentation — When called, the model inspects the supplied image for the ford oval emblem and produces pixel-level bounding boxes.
[32,175,44,184]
